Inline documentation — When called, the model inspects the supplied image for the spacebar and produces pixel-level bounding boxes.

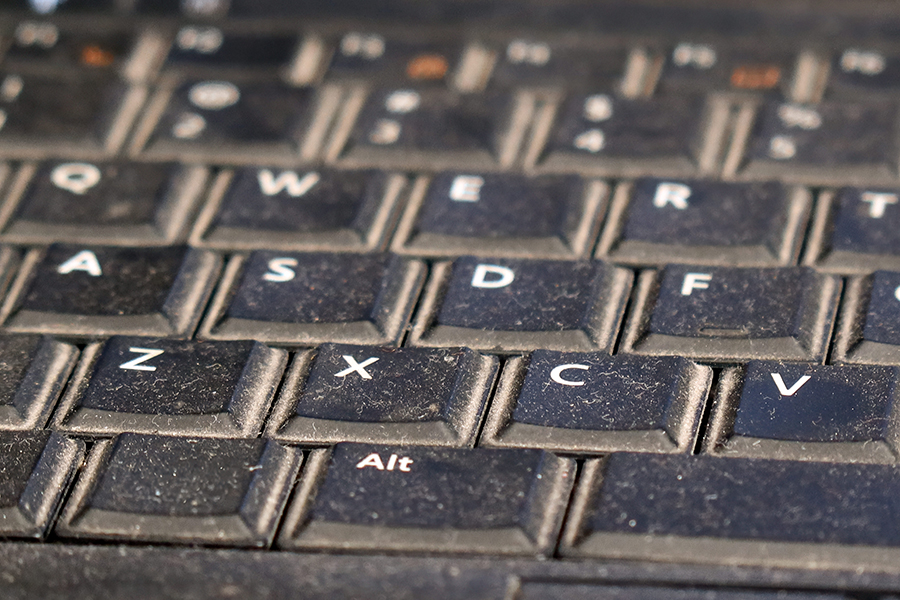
[563,452,900,570]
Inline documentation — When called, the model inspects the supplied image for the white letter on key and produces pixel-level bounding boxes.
[471,264,515,289]
[550,364,589,386]
[771,373,811,396]
[681,272,712,295]
[861,192,898,218]
[653,182,692,210]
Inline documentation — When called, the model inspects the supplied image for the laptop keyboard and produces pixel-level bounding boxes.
[5,2,900,598]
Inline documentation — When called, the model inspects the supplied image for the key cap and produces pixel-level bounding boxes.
[4,21,133,72]
[410,257,632,353]
[53,336,286,437]
[561,452,900,571]
[0,334,76,430]
[138,79,316,162]
[8,0,114,13]
[2,161,207,245]
[267,343,497,446]
[2,244,220,337]
[600,178,810,266]
[482,352,711,454]
[0,71,134,156]
[656,41,793,94]
[806,187,900,273]
[739,100,899,184]
[393,172,605,258]
[165,25,299,74]
[621,265,841,362]
[537,92,708,176]
[199,251,424,346]
[706,361,900,462]
[0,431,83,539]
[57,433,301,547]
[828,47,900,96]
[520,583,848,600]
[195,167,404,251]
[833,270,900,364]
[338,87,518,170]
[277,443,574,555]
[488,39,626,89]
[328,33,461,85]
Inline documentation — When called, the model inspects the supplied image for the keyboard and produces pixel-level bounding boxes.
[5,0,900,598]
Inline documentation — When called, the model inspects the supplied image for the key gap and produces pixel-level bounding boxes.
[824,275,850,366]
[691,366,725,456]
[398,258,433,348]
[610,266,641,355]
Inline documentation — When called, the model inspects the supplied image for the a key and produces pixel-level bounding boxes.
[277,443,574,556]
[482,351,711,454]
[164,25,299,73]
[599,178,810,266]
[328,33,461,85]
[195,167,404,252]
[0,334,76,429]
[2,161,207,245]
[53,336,287,437]
[833,270,900,365]
[0,431,83,539]
[267,343,497,446]
[338,87,518,170]
[520,583,848,600]
[806,187,900,273]
[3,21,133,72]
[138,79,316,162]
[2,244,220,337]
[199,251,424,346]
[656,41,793,94]
[739,100,899,184]
[488,39,626,89]
[828,47,900,96]
[537,92,709,176]
[0,71,135,156]
[561,452,900,571]
[706,361,900,462]
[393,172,605,258]
[410,257,632,353]
[621,265,841,362]
[57,433,301,547]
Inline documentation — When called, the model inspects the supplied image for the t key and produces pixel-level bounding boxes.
[622,265,841,362]
[277,443,574,556]
[2,244,220,337]
[267,343,497,446]
[53,336,287,438]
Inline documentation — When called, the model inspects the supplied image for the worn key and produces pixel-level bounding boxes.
[57,433,301,547]
[267,343,497,446]
[482,351,711,454]
[622,265,841,362]
[833,270,900,364]
[707,361,900,462]
[0,334,76,429]
[53,336,286,437]
[278,442,574,555]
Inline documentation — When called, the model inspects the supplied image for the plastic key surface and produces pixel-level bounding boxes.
[519,583,849,600]
[622,265,841,362]
[267,343,497,446]
[0,334,76,430]
[57,433,301,547]
[164,26,299,72]
[482,352,711,454]
[488,39,626,89]
[0,430,83,539]
[833,270,900,364]
[3,22,133,72]
[828,47,900,96]
[410,256,632,352]
[327,33,461,85]
[53,336,286,438]
[656,41,793,94]
[278,442,575,556]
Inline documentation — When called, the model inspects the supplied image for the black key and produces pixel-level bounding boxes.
[267,344,497,446]
[599,178,810,266]
[3,21,133,72]
[621,265,841,362]
[57,433,301,547]
[165,25,299,73]
[538,92,708,176]
[833,270,900,364]
[278,443,574,556]
[339,87,517,170]
[0,334,76,430]
[808,187,900,272]
[741,100,899,184]
[139,79,316,162]
[706,361,900,462]
[7,0,114,13]
[410,257,632,352]
[199,251,424,346]
[0,431,83,539]
[196,167,403,251]
[656,41,793,94]
[2,161,207,245]
[520,583,847,600]
[2,244,220,337]
[393,172,605,258]
[53,336,287,437]
[328,32,460,85]
[561,452,900,571]
[828,47,900,96]
[488,38,626,89]
[482,352,711,454]
[0,71,132,155]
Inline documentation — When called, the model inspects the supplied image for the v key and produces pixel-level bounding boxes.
[770,373,810,396]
